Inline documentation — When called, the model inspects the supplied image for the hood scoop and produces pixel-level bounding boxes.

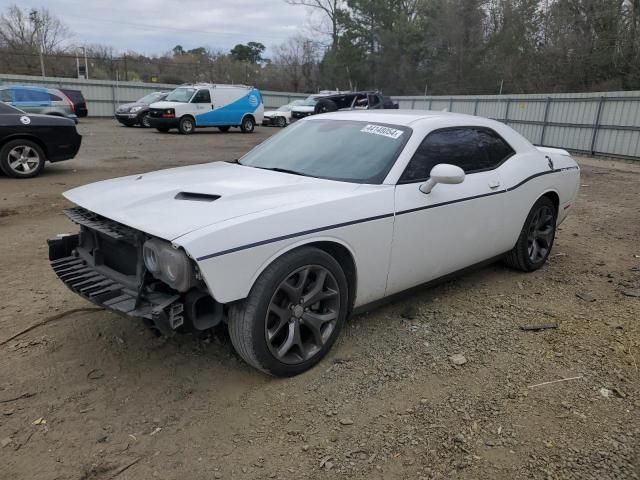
[174,192,220,202]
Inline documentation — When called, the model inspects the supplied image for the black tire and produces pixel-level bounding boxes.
[504,196,557,272]
[228,247,349,377]
[240,116,255,133]
[156,127,170,133]
[0,139,46,178]
[218,126,231,133]
[275,116,287,128]
[140,114,151,128]
[178,116,195,135]
[314,99,338,115]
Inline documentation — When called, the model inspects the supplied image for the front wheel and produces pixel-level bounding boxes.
[275,116,287,128]
[0,139,46,178]
[504,196,557,272]
[178,116,195,135]
[228,247,349,376]
[240,116,255,133]
[140,114,151,128]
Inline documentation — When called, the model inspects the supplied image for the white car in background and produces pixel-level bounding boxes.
[49,111,580,377]
[262,100,305,127]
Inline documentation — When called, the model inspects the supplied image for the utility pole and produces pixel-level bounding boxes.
[29,10,46,77]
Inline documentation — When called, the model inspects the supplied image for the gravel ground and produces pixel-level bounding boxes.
[0,119,639,480]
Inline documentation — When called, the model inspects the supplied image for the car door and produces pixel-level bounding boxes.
[191,89,213,126]
[386,127,515,296]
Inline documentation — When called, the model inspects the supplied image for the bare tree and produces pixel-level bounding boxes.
[0,5,70,54]
[284,0,345,49]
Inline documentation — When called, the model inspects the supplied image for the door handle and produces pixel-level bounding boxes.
[489,180,501,189]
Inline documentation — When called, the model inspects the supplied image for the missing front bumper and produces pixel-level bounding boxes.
[48,234,184,335]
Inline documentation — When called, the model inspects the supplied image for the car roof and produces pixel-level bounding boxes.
[309,110,536,152]
[313,109,508,127]
[309,109,469,126]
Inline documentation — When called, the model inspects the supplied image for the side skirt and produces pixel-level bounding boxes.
[351,252,511,317]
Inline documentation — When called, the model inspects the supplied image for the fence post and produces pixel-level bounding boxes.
[540,97,551,146]
[504,98,511,123]
[111,83,117,114]
[428,97,433,110]
[590,97,605,155]
[411,99,415,110]
[473,98,479,116]
[449,97,453,112]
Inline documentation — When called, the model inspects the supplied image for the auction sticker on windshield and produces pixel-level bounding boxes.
[360,124,404,139]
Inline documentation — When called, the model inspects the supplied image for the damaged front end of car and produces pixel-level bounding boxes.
[48,207,223,335]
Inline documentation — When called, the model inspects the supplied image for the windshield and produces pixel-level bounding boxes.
[238,119,411,184]
[277,105,292,112]
[301,95,320,106]
[165,88,195,103]
[138,92,165,104]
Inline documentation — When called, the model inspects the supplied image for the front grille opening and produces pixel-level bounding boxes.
[101,237,138,276]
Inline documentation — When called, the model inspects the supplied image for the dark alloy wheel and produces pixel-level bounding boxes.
[265,265,340,364]
[178,116,195,134]
[228,247,349,376]
[275,116,287,128]
[0,139,46,178]
[140,114,151,128]
[504,196,557,272]
[240,116,255,133]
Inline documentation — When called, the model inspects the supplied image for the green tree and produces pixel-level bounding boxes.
[230,41,266,63]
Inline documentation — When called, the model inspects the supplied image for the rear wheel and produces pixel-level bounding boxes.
[275,116,287,128]
[178,116,195,135]
[504,196,557,272]
[228,247,349,376]
[0,139,46,178]
[218,126,230,133]
[240,116,255,133]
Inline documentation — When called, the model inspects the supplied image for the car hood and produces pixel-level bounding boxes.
[292,106,315,112]
[150,101,184,109]
[116,102,145,111]
[63,162,360,241]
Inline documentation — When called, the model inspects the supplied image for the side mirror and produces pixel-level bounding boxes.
[419,164,465,194]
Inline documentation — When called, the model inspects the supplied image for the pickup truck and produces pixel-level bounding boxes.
[291,91,398,119]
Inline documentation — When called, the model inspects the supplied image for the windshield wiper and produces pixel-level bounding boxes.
[254,166,314,178]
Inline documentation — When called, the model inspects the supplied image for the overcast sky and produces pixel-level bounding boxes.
[0,0,317,56]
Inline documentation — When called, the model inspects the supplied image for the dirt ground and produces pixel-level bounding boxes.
[1,119,639,480]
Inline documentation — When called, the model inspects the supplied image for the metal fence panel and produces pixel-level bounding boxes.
[1,74,639,159]
[394,91,640,159]
[0,73,306,116]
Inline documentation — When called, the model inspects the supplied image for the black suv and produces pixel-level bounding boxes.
[60,89,88,118]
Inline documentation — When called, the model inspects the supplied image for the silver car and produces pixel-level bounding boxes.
[0,85,78,124]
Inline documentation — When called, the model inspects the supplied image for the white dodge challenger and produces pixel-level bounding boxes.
[49,111,580,376]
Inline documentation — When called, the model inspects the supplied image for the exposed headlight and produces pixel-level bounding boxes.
[143,238,195,292]
[130,106,143,113]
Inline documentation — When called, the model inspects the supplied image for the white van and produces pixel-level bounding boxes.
[147,83,264,134]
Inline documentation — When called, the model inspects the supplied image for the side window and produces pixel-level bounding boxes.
[0,89,11,102]
[400,127,514,183]
[192,89,211,103]
[49,93,62,101]
[476,128,515,166]
[14,88,49,102]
